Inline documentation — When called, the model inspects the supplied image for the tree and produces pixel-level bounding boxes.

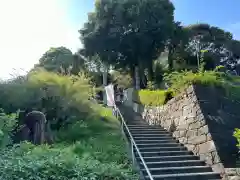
[37,47,75,74]
[184,23,234,70]
[80,0,175,89]
[167,22,188,71]
[71,53,88,75]
[165,23,238,72]
[111,70,132,89]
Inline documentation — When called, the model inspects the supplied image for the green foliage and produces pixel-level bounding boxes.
[234,128,240,147]
[36,47,75,74]
[0,68,137,179]
[0,112,137,179]
[146,81,155,90]
[163,70,229,94]
[153,62,165,86]
[112,70,133,89]
[167,22,240,72]
[0,106,137,179]
[133,89,173,106]
[80,0,175,79]
[0,70,98,126]
[135,69,240,106]
[0,110,17,147]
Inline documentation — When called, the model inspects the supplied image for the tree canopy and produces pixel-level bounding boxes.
[80,0,175,87]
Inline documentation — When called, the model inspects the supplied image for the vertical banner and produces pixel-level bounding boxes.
[105,84,115,107]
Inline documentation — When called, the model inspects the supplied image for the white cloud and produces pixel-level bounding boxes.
[0,0,81,79]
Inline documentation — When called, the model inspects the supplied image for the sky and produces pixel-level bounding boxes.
[0,0,239,79]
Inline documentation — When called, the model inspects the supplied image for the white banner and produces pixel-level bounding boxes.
[105,84,115,107]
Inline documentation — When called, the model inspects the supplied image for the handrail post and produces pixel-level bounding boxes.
[121,120,124,135]
[131,139,135,165]
[116,107,119,119]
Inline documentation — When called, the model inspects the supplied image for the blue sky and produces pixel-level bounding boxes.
[0,0,239,79]
[66,0,240,39]
[172,0,240,39]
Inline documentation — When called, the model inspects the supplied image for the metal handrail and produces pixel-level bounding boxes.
[115,106,154,180]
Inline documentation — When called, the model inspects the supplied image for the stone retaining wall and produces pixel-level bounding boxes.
[133,85,240,180]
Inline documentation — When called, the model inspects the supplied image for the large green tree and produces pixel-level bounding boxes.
[166,23,239,72]
[185,24,233,70]
[36,47,75,74]
[80,0,175,89]
[166,22,188,71]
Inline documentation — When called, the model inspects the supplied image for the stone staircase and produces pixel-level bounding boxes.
[122,110,222,180]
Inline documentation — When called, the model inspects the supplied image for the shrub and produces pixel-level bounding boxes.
[234,128,240,147]
[163,70,227,94]
[0,110,17,147]
[133,89,174,106]
[0,143,136,180]
[134,69,240,106]
[0,70,100,129]
[164,70,240,99]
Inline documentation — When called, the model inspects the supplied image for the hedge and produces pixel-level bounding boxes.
[133,89,174,106]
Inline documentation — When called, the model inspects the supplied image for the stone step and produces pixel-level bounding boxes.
[134,139,176,143]
[130,129,167,133]
[134,136,173,140]
[127,122,148,125]
[136,142,181,148]
[139,150,193,157]
[131,131,170,134]
[128,127,164,130]
[119,111,220,180]
[130,128,167,132]
[138,146,186,152]
[136,155,198,162]
[127,125,157,128]
[131,133,171,137]
[140,160,205,168]
[145,172,221,180]
[142,166,213,175]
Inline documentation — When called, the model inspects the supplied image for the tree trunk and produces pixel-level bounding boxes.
[168,46,173,71]
[130,65,135,87]
[148,63,154,81]
[135,66,140,90]
[103,64,108,105]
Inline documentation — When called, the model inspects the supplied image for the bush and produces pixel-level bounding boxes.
[163,70,227,94]
[0,144,136,180]
[134,69,240,106]
[234,128,240,147]
[133,89,174,106]
[0,110,17,147]
[164,70,240,99]
[0,70,100,129]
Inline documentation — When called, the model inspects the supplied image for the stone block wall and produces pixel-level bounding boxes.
[134,84,240,180]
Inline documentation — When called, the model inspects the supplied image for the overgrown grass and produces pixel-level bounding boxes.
[0,107,138,180]
[134,69,240,106]
[0,70,137,179]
